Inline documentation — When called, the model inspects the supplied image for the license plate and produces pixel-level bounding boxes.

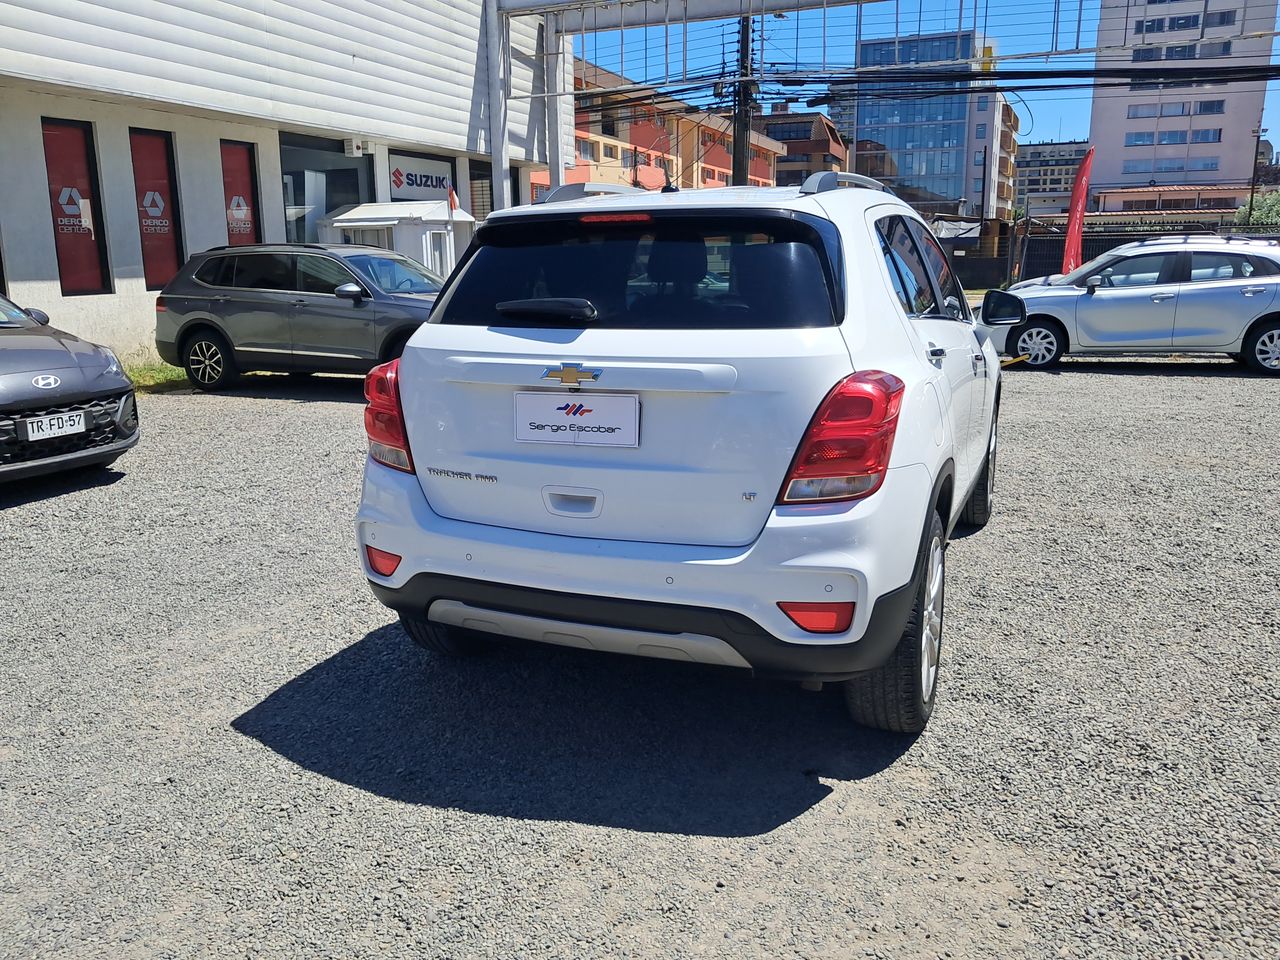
[24,411,86,441]
[515,392,639,447]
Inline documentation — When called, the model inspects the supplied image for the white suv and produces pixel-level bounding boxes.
[355,175,1024,733]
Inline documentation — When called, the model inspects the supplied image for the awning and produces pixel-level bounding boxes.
[319,201,475,229]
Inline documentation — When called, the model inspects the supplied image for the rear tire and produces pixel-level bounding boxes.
[1012,319,1065,369]
[399,613,486,656]
[960,408,997,528]
[844,511,945,734]
[1242,321,1280,375]
[182,329,239,391]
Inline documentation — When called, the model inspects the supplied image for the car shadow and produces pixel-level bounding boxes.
[232,624,917,837]
[0,463,126,508]
[218,374,367,404]
[1007,357,1263,378]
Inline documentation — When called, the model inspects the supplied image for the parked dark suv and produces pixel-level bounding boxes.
[156,244,445,389]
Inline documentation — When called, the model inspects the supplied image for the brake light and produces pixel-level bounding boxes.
[155,299,167,313]
[364,359,414,473]
[778,601,855,634]
[580,213,653,223]
[779,371,905,504]
[365,545,402,577]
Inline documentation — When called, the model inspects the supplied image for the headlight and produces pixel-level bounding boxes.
[101,349,122,377]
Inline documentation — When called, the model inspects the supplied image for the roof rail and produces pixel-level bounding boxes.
[799,171,895,196]
[539,182,645,204]
[203,242,329,252]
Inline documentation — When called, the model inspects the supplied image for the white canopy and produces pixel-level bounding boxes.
[320,201,475,228]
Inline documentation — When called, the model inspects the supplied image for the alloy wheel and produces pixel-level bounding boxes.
[920,536,944,703]
[1256,330,1280,370]
[1017,328,1058,366]
[189,340,224,384]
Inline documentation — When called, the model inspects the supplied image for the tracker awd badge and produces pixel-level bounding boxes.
[541,362,601,387]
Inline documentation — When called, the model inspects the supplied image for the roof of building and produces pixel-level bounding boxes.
[1094,185,1249,195]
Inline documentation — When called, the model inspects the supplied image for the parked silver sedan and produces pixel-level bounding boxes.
[997,236,1280,374]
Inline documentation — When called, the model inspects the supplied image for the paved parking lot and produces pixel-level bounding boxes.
[2,359,1277,959]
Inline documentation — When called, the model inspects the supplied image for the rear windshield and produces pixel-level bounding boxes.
[432,214,842,328]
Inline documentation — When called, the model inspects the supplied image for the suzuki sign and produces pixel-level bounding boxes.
[389,154,454,201]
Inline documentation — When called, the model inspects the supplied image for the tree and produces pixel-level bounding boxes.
[1235,190,1280,225]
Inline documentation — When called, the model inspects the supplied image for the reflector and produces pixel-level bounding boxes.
[777,601,855,634]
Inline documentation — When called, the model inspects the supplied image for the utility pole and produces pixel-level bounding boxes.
[732,16,753,186]
[1247,125,1268,223]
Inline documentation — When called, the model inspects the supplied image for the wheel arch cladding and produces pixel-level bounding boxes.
[931,460,956,539]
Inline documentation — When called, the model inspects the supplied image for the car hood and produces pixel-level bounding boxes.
[0,324,130,409]
[384,292,438,312]
[1008,274,1064,291]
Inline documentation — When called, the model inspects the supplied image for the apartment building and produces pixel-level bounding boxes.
[1014,140,1091,216]
[754,105,847,186]
[828,31,1019,219]
[0,1,568,355]
[1088,0,1276,192]
[531,60,783,198]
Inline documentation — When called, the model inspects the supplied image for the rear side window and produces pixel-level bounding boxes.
[194,256,234,287]
[1189,252,1255,282]
[229,253,295,291]
[433,214,841,329]
[1250,255,1280,277]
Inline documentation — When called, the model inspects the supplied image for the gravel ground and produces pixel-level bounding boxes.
[1,359,1277,959]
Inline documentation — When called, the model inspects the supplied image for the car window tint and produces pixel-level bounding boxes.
[297,255,358,294]
[907,219,969,321]
[433,215,840,329]
[876,225,913,313]
[346,254,444,295]
[1096,254,1171,288]
[1250,256,1280,277]
[230,254,295,291]
[0,295,33,327]
[194,256,234,287]
[876,216,939,316]
[1189,252,1255,282]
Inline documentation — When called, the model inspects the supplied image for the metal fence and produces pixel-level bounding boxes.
[1018,224,1280,282]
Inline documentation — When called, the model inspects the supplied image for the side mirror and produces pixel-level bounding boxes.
[335,283,365,301]
[981,289,1026,327]
[1084,276,1103,294]
[25,307,50,326]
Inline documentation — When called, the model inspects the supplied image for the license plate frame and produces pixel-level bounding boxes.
[23,411,87,442]
[515,392,640,448]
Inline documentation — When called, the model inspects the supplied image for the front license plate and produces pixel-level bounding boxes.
[23,411,86,441]
[515,392,639,447]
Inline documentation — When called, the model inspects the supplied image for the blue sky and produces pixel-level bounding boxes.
[574,0,1280,149]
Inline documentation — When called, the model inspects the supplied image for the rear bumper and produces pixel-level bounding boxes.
[156,339,181,366]
[370,571,917,681]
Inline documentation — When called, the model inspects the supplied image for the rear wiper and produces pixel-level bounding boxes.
[495,298,598,322]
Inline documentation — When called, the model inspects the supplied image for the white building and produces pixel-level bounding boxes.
[1014,140,1092,216]
[1088,0,1275,195]
[0,0,571,356]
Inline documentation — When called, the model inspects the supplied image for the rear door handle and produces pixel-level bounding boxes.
[211,295,229,302]
[1241,286,1268,296]
[290,298,307,306]
[1150,292,1176,302]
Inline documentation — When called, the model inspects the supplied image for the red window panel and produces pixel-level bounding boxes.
[220,141,261,245]
[129,129,183,290]
[41,119,110,295]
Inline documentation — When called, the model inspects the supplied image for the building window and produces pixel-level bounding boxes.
[973,178,983,193]
[1158,130,1188,145]
[1154,157,1185,172]
[1199,40,1231,58]
[975,123,987,139]
[1132,47,1161,62]
[1187,157,1220,171]
[1191,128,1223,143]
[1128,103,1159,119]
[603,144,617,159]
[1121,200,1159,210]
[128,129,183,291]
[1169,14,1199,30]
[220,141,261,245]
[1125,131,1156,146]
[575,138,593,162]
[974,150,985,166]
[1205,10,1236,27]
[1196,99,1225,115]
[1160,102,1190,116]
[1165,44,1196,60]
[40,118,111,295]
[1123,159,1155,174]
[976,95,990,111]
[1135,18,1164,33]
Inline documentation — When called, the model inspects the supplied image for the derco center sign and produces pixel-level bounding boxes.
[389,154,454,201]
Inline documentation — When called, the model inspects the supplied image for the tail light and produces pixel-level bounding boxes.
[364,359,414,473]
[365,545,402,577]
[778,371,905,504]
[155,298,168,313]
[778,601,855,634]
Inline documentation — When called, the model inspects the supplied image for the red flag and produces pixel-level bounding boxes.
[448,186,459,211]
[1062,146,1095,274]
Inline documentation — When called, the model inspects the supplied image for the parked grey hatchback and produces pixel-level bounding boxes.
[156,244,444,390]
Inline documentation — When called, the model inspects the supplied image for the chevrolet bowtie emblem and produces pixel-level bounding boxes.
[541,362,602,386]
